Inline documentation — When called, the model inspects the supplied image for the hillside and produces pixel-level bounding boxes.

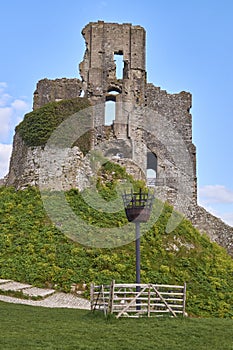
[1,170,233,317]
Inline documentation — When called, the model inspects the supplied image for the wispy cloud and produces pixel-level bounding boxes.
[198,184,233,227]
[198,185,233,204]
[0,82,29,178]
[0,107,13,140]
[221,212,233,226]
[0,144,12,178]
[0,82,8,92]
[0,82,29,141]
[11,99,28,111]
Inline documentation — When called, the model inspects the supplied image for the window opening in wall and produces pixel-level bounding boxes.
[147,169,156,178]
[114,52,124,79]
[105,90,120,126]
[105,100,116,126]
[147,152,157,187]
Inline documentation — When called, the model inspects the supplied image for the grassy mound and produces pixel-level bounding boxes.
[0,180,233,317]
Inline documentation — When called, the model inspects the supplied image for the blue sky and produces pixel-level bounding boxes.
[1,0,233,225]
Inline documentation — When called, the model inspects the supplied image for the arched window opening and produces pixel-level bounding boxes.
[108,90,119,96]
[147,168,157,179]
[147,152,157,187]
[114,52,124,79]
[108,86,122,94]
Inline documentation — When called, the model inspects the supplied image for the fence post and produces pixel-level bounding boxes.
[108,280,115,314]
[147,284,151,317]
[90,283,94,311]
[183,282,187,317]
[101,285,107,316]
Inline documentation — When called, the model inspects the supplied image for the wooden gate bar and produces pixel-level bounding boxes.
[91,282,186,318]
[116,286,148,318]
[151,285,177,317]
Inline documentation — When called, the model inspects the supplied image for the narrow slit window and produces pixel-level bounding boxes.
[114,53,124,79]
[147,152,157,187]
[105,100,116,125]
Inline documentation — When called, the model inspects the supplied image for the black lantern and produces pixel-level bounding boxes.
[122,189,154,223]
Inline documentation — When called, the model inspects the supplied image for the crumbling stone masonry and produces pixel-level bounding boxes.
[33,78,83,110]
[5,21,233,255]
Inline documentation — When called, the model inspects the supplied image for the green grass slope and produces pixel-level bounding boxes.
[0,181,233,318]
[1,303,233,350]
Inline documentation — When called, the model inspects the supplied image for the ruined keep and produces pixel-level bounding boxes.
[5,21,233,255]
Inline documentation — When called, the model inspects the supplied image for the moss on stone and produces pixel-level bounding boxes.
[16,98,91,151]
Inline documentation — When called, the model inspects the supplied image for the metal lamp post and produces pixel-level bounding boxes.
[122,188,154,309]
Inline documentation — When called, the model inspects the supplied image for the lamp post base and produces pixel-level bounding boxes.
[136,222,141,311]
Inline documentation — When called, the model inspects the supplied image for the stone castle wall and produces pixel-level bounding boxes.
[33,78,82,110]
[5,21,233,257]
[188,205,233,256]
[6,79,233,256]
[6,133,93,191]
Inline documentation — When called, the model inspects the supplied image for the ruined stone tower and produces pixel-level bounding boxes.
[79,22,146,131]
[6,21,233,255]
[80,22,146,100]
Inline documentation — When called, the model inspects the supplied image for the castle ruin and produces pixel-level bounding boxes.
[5,21,233,255]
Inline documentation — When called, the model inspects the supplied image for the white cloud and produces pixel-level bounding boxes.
[0,83,10,106]
[11,99,28,111]
[198,184,233,227]
[198,185,233,204]
[0,83,30,176]
[0,93,11,107]
[221,212,233,226]
[0,107,13,140]
[198,202,218,216]
[0,83,29,143]
[0,82,7,92]
[0,144,12,178]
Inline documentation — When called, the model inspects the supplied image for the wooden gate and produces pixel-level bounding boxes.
[91,281,186,318]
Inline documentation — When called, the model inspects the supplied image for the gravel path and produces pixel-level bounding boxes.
[0,292,91,309]
[0,279,91,309]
